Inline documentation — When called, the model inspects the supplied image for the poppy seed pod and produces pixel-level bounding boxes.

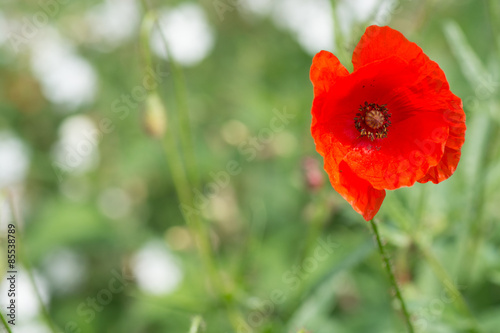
[143,93,168,138]
[310,25,466,221]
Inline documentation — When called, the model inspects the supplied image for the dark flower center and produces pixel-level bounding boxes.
[354,102,391,141]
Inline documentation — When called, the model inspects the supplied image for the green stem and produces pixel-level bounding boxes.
[7,193,59,333]
[141,0,200,188]
[369,219,414,333]
[138,3,246,330]
[0,311,12,333]
[160,80,247,333]
[140,11,155,70]
[161,127,220,294]
[189,315,204,333]
[139,0,219,296]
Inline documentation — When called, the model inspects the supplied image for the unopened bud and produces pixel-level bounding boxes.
[302,156,324,191]
[143,93,167,138]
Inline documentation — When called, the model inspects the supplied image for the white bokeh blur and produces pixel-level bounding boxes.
[10,322,52,333]
[84,0,140,50]
[30,28,97,110]
[51,115,100,176]
[41,248,87,295]
[272,0,334,55]
[131,241,183,295]
[0,267,51,325]
[0,132,30,189]
[150,3,215,67]
[0,11,8,46]
[97,187,132,220]
[240,0,397,55]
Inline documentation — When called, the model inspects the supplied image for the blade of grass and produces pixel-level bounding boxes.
[6,191,59,333]
[138,4,247,331]
[189,315,204,333]
[141,0,200,188]
[0,311,13,333]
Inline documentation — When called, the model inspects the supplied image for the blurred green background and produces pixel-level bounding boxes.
[0,0,499,332]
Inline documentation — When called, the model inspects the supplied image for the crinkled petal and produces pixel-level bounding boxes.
[313,103,385,220]
[323,151,385,221]
[353,25,448,86]
[310,50,349,96]
[313,101,384,220]
[418,92,466,183]
[310,25,466,220]
[315,56,451,190]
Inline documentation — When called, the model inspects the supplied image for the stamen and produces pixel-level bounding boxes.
[354,102,391,141]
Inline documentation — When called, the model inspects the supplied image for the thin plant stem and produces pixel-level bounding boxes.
[141,0,200,188]
[140,11,155,70]
[189,315,204,333]
[159,73,248,333]
[0,193,12,333]
[7,192,58,333]
[0,311,12,333]
[139,0,218,296]
[161,132,219,291]
[369,219,415,333]
[138,4,247,330]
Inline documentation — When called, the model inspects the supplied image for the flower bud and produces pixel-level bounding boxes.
[143,93,167,138]
[302,156,324,191]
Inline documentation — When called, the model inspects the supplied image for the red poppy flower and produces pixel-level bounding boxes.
[310,25,466,221]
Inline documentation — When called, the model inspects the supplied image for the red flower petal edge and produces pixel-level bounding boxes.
[310,25,466,221]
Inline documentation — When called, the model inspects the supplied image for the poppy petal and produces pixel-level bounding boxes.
[353,25,448,85]
[310,50,349,96]
[418,146,462,183]
[314,56,452,190]
[418,93,466,183]
[310,25,466,220]
[353,25,423,69]
[324,155,386,221]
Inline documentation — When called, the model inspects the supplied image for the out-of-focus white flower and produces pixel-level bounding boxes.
[131,241,183,295]
[0,132,30,188]
[240,0,273,17]
[151,3,215,67]
[11,321,51,333]
[0,267,50,322]
[30,28,97,110]
[337,0,397,35]
[85,0,140,50]
[0,11,8,46]
[51,115,100,177]
[98,187,131,220]
[41,248,87,294]
[271,0,334,55]
[240,0,396,56]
